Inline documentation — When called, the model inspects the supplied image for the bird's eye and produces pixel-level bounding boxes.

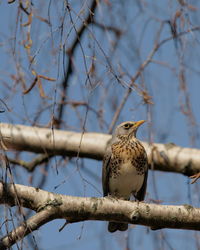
[124,123,130,129]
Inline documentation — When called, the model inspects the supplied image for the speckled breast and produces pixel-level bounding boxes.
[109,137,147,198]
[110,137,147,177]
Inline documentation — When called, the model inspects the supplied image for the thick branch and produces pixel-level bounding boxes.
[0,123,200,175]
[0,182,200,248]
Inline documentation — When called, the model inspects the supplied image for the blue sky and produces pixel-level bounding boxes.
[1,0,200,249]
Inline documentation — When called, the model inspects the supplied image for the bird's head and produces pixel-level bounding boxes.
[114,120,145,138]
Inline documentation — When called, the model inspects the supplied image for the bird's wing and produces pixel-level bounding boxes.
[102,145,112,197]
[135,164,148,201]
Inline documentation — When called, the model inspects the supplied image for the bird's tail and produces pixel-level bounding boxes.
[108,222,128,233]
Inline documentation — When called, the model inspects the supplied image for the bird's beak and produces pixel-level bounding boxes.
[134,120,145,128]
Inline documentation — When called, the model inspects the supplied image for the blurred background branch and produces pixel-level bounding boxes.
[1,123,200,176]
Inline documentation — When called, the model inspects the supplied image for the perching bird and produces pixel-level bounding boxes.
[102,120,148,233]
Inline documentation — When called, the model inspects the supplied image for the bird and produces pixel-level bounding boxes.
[102,120,148,233]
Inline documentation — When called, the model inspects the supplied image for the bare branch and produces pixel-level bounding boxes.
[0,210,55,250]
[0,182,200,248]
[57,0,98,126]
[0,123,200,176]
[8,154,54,172]
[108,26,200,133]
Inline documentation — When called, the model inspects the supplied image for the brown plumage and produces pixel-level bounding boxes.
[102,120,148,233]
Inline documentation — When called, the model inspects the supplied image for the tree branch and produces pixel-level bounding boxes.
[57,0,98,126]
[0,123,200,175]
[0,182,200,248]
[0,210,55,250]
[8,153,54,172]
[108,26,200,132]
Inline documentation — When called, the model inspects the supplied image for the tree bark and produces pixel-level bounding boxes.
[0,182,200,248]
[0,123,199,175]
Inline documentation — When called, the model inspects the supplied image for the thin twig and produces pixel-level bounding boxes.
[108,26,200,133]
[57,0,98,127]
